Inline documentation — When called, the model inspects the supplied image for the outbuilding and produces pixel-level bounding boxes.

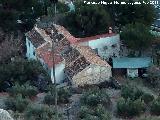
[112,57,152,78]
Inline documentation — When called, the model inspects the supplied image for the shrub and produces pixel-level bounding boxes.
[43,92,55,105]
[139,116,160,120]
[95,104,111,120]
[80,88,110,107]
[121,85,144,100]
[8,82,38,98]
[141,93,154,104]
[5,94,30,112]
[121,85,134,100]
[5,97,16,111]
[117,97,145,117]
[44,87,71,105]
[0,59,49,87]
[58,87,72,104]
[79,106,94,119]
[78,105,111,120]
[24,104,62,120]
[151,97,160,115]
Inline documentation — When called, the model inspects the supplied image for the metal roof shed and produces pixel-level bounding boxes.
[113,57,152,69]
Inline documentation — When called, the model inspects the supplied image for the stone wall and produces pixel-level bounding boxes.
[72,64,112,87]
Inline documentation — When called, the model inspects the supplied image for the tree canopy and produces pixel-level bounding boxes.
[0,0,68,32]
[63,0,156,37]
[120,23,154,53]
[63,2,111,37]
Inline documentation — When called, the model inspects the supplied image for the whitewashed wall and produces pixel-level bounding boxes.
[50,61,66,84]
[79,34,120,59]
[26,37,37,59]
[127,68,138,78]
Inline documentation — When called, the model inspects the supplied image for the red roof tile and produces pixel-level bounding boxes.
[36,43,64,68]
[55,25,117,44]
[55,25,79,44]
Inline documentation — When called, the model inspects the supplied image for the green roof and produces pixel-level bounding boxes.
[113,57,152,68]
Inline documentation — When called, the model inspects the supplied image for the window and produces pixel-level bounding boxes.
[28,41,30,47]
[103,46,108,50]
[93,48,98,54]
[33,51,35,56]
[111,44,117,48]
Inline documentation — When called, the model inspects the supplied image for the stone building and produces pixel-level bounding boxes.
[25,24,112,86]
[62,45,112,87]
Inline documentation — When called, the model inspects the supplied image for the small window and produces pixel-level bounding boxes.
[103,46,108,50]
[111,44,117,48]
[93,48,98,54]
[28,41,30,47]
[33,51,35,56]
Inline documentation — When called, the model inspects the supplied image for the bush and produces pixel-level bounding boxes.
[121,85,144,100]
[141,93,154,104]
[117,97,145,117]
[139,116,160,120]
[24,104,62,120]
[44,87,71,105]
[43,92,55,105]
[80,88,110,107]
[151,97,160,115]
[0,59,49,86]
[5,94,30,112]
[79,106,94,119]
[8,82,38,98]
[58,87,72,104]
[79,105,111,120]
[95,104,111,120]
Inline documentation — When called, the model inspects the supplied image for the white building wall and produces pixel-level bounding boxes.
[127,68,138,78]
[79,34,120,59]
[50,61,66,84]
[26,37,37,60]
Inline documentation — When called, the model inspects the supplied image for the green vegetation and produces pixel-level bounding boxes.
[141,93,154,104]
[151,97,160,115]
[7,82,38,98]
[80,87,111,107]
[24,104,62,120]
[64,2,111,37]
[5,94,30,112]
[44,86,72,105]
[79,105,111,120]
[121,85,144,100]
[63,0,156,37]
[117,98,145,117]
[120,23,154,55]
[78,87,111,120]
[147,66,160,87]
[117,85,155,117]
[0,0,68,32]
[139,116,160,120]
[0,58,50,91]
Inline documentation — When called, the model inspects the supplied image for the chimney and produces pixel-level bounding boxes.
[109,27,113,34]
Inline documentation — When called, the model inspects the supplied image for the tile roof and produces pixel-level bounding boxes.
[25,28,45,48]
[55,24,117,44]
[113,57,152,69]
[62,44,111,79]
[34,25,71,68]
[77,33,116,43]
[36,42,64,68]
[73,45,111,67]
[55,25,79,44]
[26,24,111,74]
[61,46,90,78]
